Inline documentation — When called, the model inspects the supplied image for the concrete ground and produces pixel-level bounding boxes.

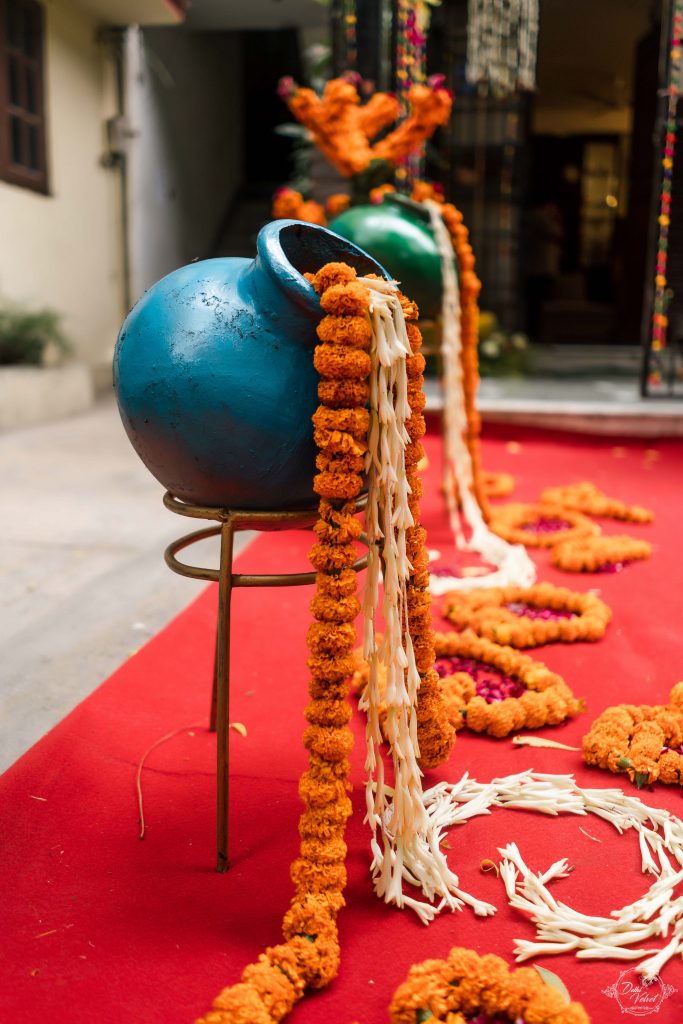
[0,400,253,773]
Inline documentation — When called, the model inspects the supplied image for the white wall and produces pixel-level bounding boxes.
[0,0,123,370]
[126,26,243,299]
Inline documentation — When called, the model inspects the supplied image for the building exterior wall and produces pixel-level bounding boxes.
[126,26,244,300]
[0,0,123,372]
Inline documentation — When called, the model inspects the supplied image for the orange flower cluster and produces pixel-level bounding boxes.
[541,482,654,523]
[583,682,683,788]
[389,946,589,1024]
[272,187,327,226]
[399,292,456,769]
[196,264,371,1024]
[443,583,612,648]
[489,502,599,549]
[272,188,353,226]
[370,183,397,204]
[282,77,452,177]
[482,469,515,500]
[434,631,584,737]
[551,535,652,573]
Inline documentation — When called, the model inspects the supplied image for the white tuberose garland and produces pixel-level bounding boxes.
[421,770,683,979]
[424,199,535,595]
[359,276,494,924]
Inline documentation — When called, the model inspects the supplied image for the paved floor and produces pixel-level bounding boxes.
[0,401,253,773]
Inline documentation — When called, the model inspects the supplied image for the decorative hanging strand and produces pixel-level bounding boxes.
[647,0,683,391]
[425,199,535,594]
[466,0,540,97]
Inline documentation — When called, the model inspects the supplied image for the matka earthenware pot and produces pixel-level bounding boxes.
[329,194,443,319]
[113,220,385,510]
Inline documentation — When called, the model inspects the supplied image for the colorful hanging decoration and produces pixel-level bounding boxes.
[466,0,540,96]
[647,0,683,390]
[395,0,441,186]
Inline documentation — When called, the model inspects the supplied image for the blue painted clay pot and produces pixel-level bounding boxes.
[114,220,385,510]
[329,194,443,319]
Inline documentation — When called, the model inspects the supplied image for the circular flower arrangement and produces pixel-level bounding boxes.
[432,631,583,737]
[488,503,599,549]
[540,482,654,523]
[550,535,652,573]
[442,583,612,648]
[583,682,683,788]
[389,946,588,1024]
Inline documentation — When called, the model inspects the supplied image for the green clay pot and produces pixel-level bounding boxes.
[329,194,444,319]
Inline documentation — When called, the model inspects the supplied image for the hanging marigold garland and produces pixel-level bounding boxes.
[540,482,654,524]
[433,631,584,737]
[389,946,589,1024]
[550,535,652,573]
[489,502,599,549]
[437,198,490,520]
[196,263,460,1021]
[442,583,611,648]
[583,682,683,789]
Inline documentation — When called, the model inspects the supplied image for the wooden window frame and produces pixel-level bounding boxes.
[0,0,49,194]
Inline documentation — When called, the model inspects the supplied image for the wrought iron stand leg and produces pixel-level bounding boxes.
[215,518,234,872]
[209,626,219,732]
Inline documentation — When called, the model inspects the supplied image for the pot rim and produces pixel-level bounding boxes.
[258,219,389,316]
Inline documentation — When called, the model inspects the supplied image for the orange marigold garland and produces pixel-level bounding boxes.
[442,583,611,648]
[433,631,584,737]
[389,947,589,1024]
[583,682,683,788]
[489,502,599,549]
[551,535,652,573]
[541,482,654,523]
[439,201,489,520]
[196,264,371,1023]
[400,294,456,770]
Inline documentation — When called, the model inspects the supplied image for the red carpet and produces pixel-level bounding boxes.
[2,424,683,1024]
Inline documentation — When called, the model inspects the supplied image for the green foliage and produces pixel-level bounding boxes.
[0,305,70,366]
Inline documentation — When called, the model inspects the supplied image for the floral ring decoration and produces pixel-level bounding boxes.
[550,534,652,573]
[583,682,683,788]
[432,631,584,737]
[353,630,584,739]
[541,482,654,523]
[389,946,588,1024]
[442,582,611,648]
[488,502,599,549]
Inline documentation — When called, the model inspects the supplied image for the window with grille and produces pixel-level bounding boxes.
[0,0,47,192]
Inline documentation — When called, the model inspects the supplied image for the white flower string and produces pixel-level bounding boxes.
[411,769,683,979]
[425,199,535,595]
[358,276,495,924]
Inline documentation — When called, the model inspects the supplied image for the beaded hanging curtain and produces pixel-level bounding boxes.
[465,0,539,97]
